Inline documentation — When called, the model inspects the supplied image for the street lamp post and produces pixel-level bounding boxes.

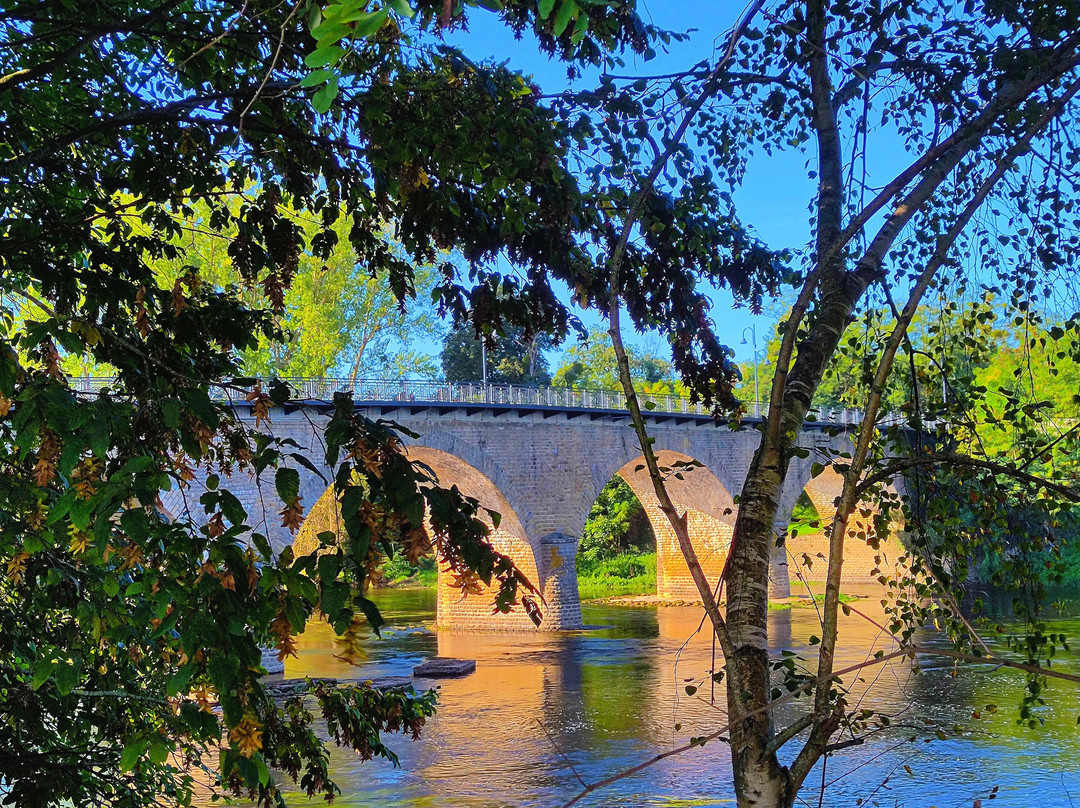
[741,325,761,417]
[480,339,488,402]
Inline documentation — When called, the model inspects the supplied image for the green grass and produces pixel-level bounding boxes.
[769,592,861,610]
[576,552,657,600]
[376,551,659,598]
[378,555,437,588]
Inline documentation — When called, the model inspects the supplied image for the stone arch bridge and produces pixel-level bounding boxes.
[154,381,909,631]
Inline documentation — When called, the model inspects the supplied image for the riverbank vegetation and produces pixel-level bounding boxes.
[578,553,657,600]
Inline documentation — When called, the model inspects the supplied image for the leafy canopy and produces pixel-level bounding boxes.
[0,0,697,804]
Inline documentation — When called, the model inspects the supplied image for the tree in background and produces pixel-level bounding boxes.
[440,324,552,384]
[553,327,681,392]
[155,206,443,381]
[579,476,655,562]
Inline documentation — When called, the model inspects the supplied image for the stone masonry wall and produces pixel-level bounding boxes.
[162,405,908,630]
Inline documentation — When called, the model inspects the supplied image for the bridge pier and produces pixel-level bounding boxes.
[537,532,582,630]
[156,396,913,634]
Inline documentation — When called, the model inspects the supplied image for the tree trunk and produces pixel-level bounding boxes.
[730,741,796,808]
[726,448,795,808]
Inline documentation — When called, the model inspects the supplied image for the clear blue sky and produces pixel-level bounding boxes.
[438,2,818,369]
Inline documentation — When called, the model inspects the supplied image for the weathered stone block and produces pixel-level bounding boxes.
[413,657,476,677]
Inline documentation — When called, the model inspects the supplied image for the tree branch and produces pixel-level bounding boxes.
[605,0,769,662]
[858,451,1080,502]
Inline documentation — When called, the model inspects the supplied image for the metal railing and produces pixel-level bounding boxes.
[71,376,891,426]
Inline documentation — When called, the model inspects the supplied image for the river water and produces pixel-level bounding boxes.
[262,589,1079,808]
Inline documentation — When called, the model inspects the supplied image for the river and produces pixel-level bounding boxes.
[254,588,1080,808]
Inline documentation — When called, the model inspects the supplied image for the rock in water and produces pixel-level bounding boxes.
[369,676,414,691]
[413,657,476,677]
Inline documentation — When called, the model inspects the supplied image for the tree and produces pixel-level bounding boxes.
[586,3,1080,807]
[440,324,552,384]
[149,203,443,381]
[553,327,678,391]
[0,1,659,805]
[743,295,1008,413]
[579,476,655,562]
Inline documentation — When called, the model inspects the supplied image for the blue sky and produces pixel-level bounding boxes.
[439,2,816,369]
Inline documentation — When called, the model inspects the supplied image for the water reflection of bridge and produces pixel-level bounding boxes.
[265,594,952,808]
[154,379,909,631]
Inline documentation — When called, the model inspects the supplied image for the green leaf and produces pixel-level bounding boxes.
[275,466,301,503]
[538,0,556,19]
[313,22,354,48]
[684,684,697,696]
[348,8,388,36]
[53,661,78,695]
[251,532,274,562]
[357,595,385,636]
[161,398,181,428]
[31,660,56,691]
[320,579,350,619]
[570,13,589,45]
[299,68,333,88]
[120,740,143,773]
[0,344,16,397]
[254,752,271,785]
[117,455,154,477]
[312,73,340,113]
[304,45,345,69]
[218,490,247,526]
[147,737,170,765]
[168,663,197,697]
[552,0,577,36]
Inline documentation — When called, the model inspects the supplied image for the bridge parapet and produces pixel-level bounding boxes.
[70,376,908,428]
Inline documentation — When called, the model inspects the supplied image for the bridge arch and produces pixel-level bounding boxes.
[610,450,738,599]
[403,445,557,631]
[291,443,549,630]
[778,464,908,591]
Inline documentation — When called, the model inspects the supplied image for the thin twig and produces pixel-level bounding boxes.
[537,718,586,789]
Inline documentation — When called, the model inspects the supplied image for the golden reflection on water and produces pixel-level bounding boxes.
[201,588,1080,808]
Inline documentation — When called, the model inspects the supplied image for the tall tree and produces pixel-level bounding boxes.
[150,204,443,381]
[440,324,552,384]
[529,3,1080,807]
[553,327,677,390]
[0,1,658,805]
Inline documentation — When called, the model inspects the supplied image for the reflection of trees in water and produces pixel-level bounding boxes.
[261,594,1080,808]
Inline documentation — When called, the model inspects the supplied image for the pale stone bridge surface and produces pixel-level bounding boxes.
[155,382,907,631]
